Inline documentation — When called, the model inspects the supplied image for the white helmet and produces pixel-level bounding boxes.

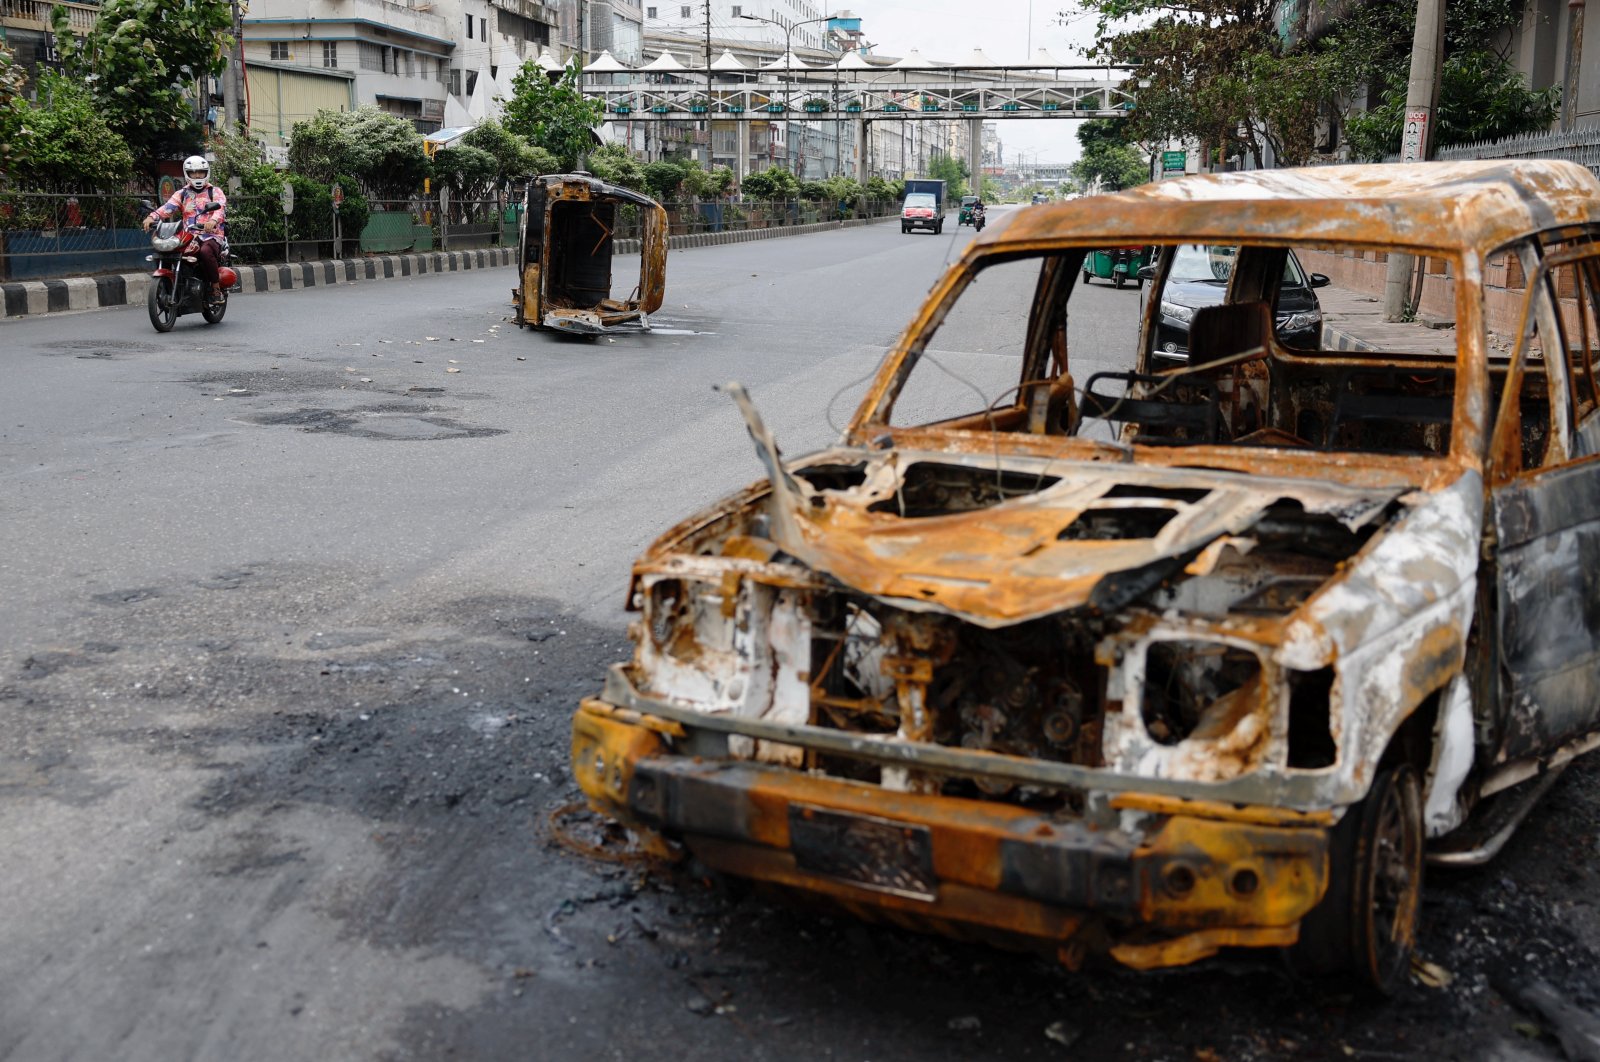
[183,155,210,190]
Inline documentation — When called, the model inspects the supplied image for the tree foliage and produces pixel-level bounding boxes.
[641,160,687,201]
[0,40,28,173]
[587,142,648,192]
[51,0,231,173]
[501,59,604,170]
[1345,47,1560,159]
[461,119,556,183]
[287,107,430,200]
[3,72,136,192]
[739,166,801,200]
[1065,0,1559,166]
[926,154,968,198]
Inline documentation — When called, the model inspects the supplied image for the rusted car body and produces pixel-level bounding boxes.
[512,174,667,335]
[572,161,1600,992]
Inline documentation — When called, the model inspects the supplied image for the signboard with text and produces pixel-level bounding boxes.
[1161,150,1187,178]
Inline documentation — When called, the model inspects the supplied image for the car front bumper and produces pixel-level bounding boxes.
[573,698,1331,970]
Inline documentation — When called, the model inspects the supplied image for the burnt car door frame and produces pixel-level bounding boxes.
[872,249,1078,433]
[1484,236,1600,771]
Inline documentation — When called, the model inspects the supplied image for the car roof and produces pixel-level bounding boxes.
[978,161,1600,257]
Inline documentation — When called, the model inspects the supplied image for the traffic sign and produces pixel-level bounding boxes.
[280,182,295,216]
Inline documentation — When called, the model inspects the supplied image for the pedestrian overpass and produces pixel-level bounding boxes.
[579,47,1138,184]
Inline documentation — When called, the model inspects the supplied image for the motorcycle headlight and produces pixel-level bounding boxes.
[1277,311,1322,333]
[151,236,181,252]
[1160,301,1195,325]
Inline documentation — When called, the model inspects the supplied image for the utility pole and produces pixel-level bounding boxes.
[704,0,713,167]
[1562,0,1586,132]
[220,0,244,130]
[1383,0,1445,321]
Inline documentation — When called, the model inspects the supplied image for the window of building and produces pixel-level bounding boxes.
[450,67,462,95]
[480,17,487,39]
[269,41,288,61]
[322,41,338,67]
[680,5,690,17]
[646,5,656,16]
[731,4,740,15]
[466,14,474,38]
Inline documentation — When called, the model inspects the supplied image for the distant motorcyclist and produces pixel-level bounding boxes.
[144,156,227,301]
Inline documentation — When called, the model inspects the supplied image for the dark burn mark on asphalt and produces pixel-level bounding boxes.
[41,339,161,359]
[243,405,507,441]
[197,567,263,591]
[92,587,162,606]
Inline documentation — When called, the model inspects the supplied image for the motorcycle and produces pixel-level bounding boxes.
[145,201,238,332]
[971,203,986,232]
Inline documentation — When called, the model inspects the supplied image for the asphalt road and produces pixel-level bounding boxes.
[2,212,1597,1061]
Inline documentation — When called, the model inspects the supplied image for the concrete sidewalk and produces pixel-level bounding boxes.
[1318,282,1458,358]
[2,214,895,320]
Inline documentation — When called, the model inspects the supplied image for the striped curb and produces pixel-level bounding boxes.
[1320,323,1376,353]
[3,214,896,320]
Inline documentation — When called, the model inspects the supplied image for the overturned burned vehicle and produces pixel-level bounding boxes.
[512,173,667,335]
[573,161,1600,993]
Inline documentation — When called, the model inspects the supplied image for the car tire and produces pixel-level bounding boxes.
[935,221,943,235]
[1081,269,1092,286]
[902,223,909,234]
[1114,274,1126,289]
[1289,763,1423,996]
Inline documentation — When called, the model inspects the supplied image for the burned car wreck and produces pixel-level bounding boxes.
[573,161,1600,993]
[512,173,667,335]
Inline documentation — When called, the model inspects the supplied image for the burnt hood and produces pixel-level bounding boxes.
[725,385,1405,628]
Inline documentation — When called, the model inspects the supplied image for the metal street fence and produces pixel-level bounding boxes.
[1389,128,1600,180]
[1,189,903,282]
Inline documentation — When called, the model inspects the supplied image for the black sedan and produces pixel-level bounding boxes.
[1146,245,1330,361]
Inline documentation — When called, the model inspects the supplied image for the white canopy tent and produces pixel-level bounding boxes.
[584,49,628,72]
[640,51,687,72]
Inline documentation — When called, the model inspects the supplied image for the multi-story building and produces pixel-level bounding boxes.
[241,0,456,137]
[240,0,593,139]
[1,0,96,86]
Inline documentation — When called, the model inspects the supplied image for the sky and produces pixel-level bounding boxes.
[844,0,1114,166]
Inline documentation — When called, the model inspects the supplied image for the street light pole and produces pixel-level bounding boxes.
[740,11,832,176]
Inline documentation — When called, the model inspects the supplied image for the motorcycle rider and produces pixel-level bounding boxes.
[143,156,227,301]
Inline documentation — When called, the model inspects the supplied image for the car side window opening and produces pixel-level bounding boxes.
[1557,256,1600,451]
[1489,245,1575,479]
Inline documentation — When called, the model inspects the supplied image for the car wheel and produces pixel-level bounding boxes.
[147,277,176,333]
[902,224,909,234]
[935,221,943,235]
[1290,763,1423,996]
[1081,269,1092,285]
[1114,274,1126,289]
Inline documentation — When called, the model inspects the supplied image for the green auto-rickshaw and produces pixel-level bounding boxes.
[1081,245,1152,288]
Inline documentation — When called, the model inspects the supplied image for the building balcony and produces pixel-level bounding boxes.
[1,0,98,35]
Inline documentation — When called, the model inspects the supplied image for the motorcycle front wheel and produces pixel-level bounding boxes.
[148,277,177,333]
[202,290,228,325]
